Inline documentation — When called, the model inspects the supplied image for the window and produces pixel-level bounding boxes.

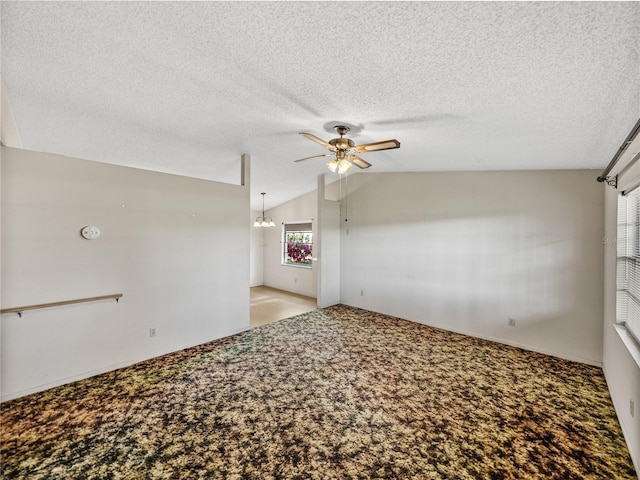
[283,222,313,267]
[617,188,640,343]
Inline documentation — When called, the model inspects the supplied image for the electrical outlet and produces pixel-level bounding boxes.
[508,318,516,327]
[149,328,156,338]
[631,399,635,418]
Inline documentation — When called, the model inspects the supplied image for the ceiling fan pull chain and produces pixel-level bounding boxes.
[344,172,348,222]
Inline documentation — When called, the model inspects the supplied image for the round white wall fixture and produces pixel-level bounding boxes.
[81,226,101,240]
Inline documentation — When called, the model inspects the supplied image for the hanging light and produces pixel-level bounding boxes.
[254,192,275,227]
[327,151,352,174]
[337,158,352,174]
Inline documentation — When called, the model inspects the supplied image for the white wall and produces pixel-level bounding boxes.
[317,175,341,307]
[250,210,264,286]
[603,175,640,472]
[1,147,250,401]
[340,170,604,365]
[262,190,317,298]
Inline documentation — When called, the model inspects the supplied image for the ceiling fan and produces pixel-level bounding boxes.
[294,125,400,174]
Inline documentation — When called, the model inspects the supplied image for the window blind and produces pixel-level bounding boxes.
[617,188,640,344]
[284,222,312,233]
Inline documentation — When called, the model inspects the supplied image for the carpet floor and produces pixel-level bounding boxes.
[1,305,635,479]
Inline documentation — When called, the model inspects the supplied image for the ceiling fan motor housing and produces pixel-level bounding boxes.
[329,137,355,151]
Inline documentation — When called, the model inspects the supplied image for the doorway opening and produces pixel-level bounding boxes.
[250,286,317,328]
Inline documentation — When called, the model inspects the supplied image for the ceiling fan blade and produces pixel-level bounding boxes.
[293,154,332,163]
[299,132,333,149]
[354,139,400,153]
[349,155,371,169]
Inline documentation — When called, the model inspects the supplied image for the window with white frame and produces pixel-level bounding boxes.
[282,222,313,268]
[617,188,640,343]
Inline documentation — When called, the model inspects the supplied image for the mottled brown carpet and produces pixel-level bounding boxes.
[1,305,636,479]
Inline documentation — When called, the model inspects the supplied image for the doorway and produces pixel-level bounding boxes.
[250,286,317,328]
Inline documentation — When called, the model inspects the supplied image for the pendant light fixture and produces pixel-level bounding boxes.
[326,151,352,174]
[253,192,275,227]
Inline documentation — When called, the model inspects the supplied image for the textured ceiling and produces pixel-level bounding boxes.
[2,1,639,210]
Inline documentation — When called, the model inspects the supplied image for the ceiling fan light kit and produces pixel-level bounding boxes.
[295,125,400,174]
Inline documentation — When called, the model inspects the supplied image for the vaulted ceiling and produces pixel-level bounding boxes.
[2,2,639,210]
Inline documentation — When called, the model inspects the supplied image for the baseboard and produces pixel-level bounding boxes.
[603,364,640,477]
[262,283,315,298]
[340,302,603,367]
[1,325,250,403]
[432,323,604,367]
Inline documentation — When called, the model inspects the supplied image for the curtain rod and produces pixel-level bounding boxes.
[597,117,640,186]
[616,150,640,184]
